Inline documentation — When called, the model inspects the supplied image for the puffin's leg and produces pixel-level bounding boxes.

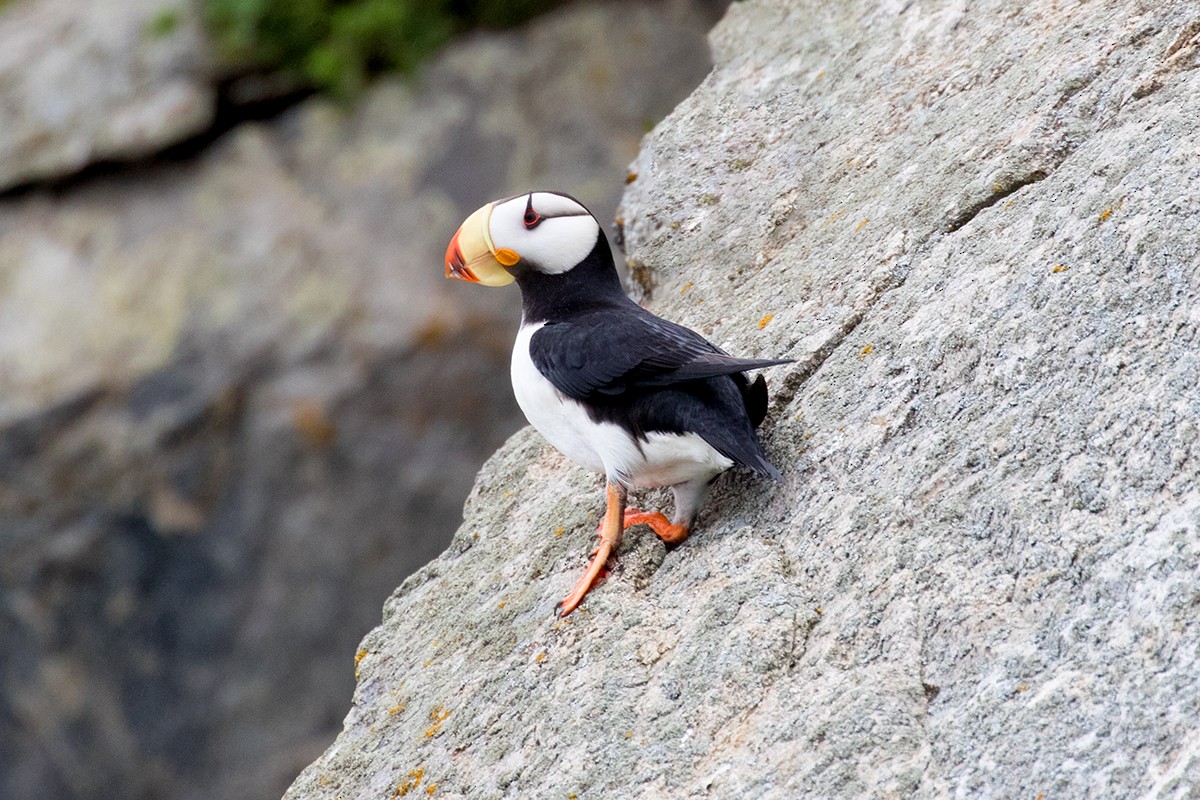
[622,477,715,546]
[558,482,627,617]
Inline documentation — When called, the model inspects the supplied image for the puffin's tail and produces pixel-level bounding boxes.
[739,373,784,481]
[740,373,770,429]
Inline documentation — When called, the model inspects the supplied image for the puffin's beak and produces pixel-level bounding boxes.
[444,203,516,287]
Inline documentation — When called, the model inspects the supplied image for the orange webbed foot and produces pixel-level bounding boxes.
[623,510,690,546]
[595,507,690,545]
[557,538,613,617]
[559,482,626,617]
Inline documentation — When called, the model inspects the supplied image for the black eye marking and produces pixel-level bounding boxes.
[524,194,542,229]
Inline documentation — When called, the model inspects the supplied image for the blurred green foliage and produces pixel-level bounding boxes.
[204,0,565,98]
[147,8,182,37]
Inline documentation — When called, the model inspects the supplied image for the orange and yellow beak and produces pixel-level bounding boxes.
[444,203,518,287]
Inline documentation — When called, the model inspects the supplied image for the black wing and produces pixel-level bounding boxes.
[528,305,788,479]
[529,306,789,401]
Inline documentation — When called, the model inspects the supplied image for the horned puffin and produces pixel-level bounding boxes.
[444,191,788,616]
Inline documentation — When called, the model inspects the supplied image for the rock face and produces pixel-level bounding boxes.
[286,1,1200,798]
[0,3,718,800]
[0,0,214,192]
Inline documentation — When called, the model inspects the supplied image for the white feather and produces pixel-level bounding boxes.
[511,323,733,488]
[489,194,600,275]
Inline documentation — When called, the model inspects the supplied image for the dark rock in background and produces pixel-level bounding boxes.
[0,2,722,798]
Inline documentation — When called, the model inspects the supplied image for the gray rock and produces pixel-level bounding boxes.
[0,0,215,192]
[286,1,1200,798]
[0,3,719,799]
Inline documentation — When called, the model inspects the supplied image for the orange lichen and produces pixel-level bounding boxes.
[680,281,694,295]
[554,527,565,538]
[393,767,424,797]
[1098,207,1113,222]
[388,704,405,715]
[857,343,874,359]
[426,786,438,796]
[1052,264,1069,273]
[534,652,546,663]
[758,313,774,329]
[413,317,452,349]
[354,649,368,679]
[625,171,638,184]
[854,218,870,233]
[424,706,451,738]
[587,63,610,87]
[292,400,336,449]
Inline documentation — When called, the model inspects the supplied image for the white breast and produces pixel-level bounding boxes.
[510,322,734,488]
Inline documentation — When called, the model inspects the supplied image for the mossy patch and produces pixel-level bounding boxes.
[203,0,565,98]
[147,8,181,37]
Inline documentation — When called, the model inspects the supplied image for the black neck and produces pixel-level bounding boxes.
[515,231,632,323]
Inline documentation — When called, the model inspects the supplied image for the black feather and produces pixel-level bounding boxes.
[740,373,769,429]
[512,227,789,480]
[527,305,788,479]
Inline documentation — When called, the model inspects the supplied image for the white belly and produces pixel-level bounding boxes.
[511,322,734,488]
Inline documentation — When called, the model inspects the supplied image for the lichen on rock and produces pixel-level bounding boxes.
[287,0,1200,797]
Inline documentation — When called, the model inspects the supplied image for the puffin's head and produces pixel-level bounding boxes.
[444,191,599,286]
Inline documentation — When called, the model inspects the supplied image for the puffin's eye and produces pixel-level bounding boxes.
[523,209,542,229]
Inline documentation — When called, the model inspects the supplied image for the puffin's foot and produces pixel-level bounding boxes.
[595,507,690,546]
[558,482,626,617]
[623,509,690,546]
[557,539,612,617]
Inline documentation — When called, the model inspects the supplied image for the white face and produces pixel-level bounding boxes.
[487,192,600,275]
